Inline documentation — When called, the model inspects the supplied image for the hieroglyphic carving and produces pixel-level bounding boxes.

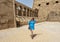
[47,11,60,21]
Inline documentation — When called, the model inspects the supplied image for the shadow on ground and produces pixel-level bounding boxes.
[30,33,42,39]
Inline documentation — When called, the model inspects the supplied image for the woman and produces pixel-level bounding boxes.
[28,18,36,38]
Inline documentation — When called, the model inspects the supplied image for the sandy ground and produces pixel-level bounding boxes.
[0,22,60,42]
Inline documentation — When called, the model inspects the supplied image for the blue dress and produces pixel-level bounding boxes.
[29,20,36,30]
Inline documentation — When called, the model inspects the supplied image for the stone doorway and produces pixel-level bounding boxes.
[16,21,20,27]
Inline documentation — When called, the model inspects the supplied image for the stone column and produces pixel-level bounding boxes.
[26,9,27,17]
[33,11,35,17]
[0,0,16,30]
[22,7,24,16]
[32,11,34,17]
[29,10,30,17]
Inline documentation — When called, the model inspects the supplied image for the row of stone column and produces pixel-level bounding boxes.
[15,4,38,17]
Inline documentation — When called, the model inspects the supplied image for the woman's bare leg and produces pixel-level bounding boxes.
[30,30,34,39]
[31,30,33,36]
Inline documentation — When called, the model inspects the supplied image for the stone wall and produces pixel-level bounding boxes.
[0,0,16,30]
[33,0,60,22]
[47,11,60,21]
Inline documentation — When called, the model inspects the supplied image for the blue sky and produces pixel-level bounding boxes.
[16,0,33,8]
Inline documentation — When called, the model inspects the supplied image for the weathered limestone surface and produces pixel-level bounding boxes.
[33,0,60,22]
[0,0,16,29]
